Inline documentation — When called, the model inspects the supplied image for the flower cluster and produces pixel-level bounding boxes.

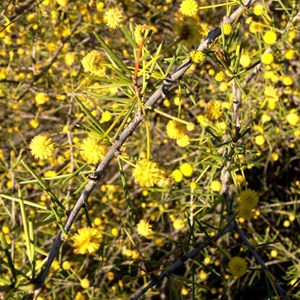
[137,219,154,238]
[35,92,50,106]
[172,162,194,182]
[228,257,248,277]
[238,189,259,220]
[190,50,206,63]
[215,71,226,82]
[80,136,107,165]
[29,134,55,160]
[206,100,222,120]
[132,159,170,188]
[179,0,198,17]
[81,50,106,76]
[103,7,123,30]
[72,227,102,255]
[166,120,190,148]
[222,23,232,35]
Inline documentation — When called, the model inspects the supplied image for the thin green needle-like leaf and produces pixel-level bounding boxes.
[0,194,47,210]
[0,233,17,281]
[21,161,64,210]
[121,25,137,50]
[19,194,32,264]
[94,32,131,75]
[83,92,130,103]
[74,96,105,135]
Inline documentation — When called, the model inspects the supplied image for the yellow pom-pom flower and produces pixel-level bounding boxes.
[286,110,299,126]
[100,110,112,123]
[179,0,198,17]
[263,31,277,45]
[255,135,265,146]
[180,162,193,177]
[80,136,107,165]
[264,86,278,101]
[132,159,167,188]
[253,3,264,15]
[81,50,106,76]
[137,219,154,238]
[166,120,187,139]
[222,23,232,35]
[261,52,274,65]
[72,227,102,254]
[228,257,247,277]
[29,134,55,160]
[239,189,259,210]
[35,92,49,106]
[211,180,222,192]
[80,278,90,289]
[172,169,184,182]
[176,135,190,148]
[104,7,123,30]
[239,54,251,68]
[173,218,185,230]
[190,50,206,63]
[206,100,222,120]
[215,71,225,82]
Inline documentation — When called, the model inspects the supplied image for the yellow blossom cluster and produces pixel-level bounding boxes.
[81,50,106,76]
[238,189,259,220]
[228,257,248,277]
[166,120,191,148]
[137,219,154,238]
[80,136,107,165]
[72,227,102,254]
[132,159,170,188]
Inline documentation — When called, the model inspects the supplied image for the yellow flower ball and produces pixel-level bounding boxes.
[239,189,259,210]
[206,100,222,120]
[239,54,251,68]
[104,7,123,30]
[180,163,193,177]
[172,169,183,182]
[286,111,299,126]
[166,120,187,139]
[173,219,185,230]
[222,23,232,35]
[215,71,225,82]
[228,257,247,277]
[190,50,206,63]
[255,135,265,146]
[132,159,168,188]
[263,31,277,45]
[253,3,264,15]
[261,53,274,65]
[80,278,90,289]
[137,219,154,238]
[179,0,198,17]
[29,134,55,160]
[211,180,222,192]
[176,135,190,148]
[35,92,49,106]
[282,76,293,86]
[80,137,107,165]
[285,49,295,60]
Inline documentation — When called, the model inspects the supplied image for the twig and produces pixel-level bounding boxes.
[234,221,288,299]
[131,220,234,300]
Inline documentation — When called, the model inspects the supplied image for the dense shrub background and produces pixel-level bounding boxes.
[0,1,299,299]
